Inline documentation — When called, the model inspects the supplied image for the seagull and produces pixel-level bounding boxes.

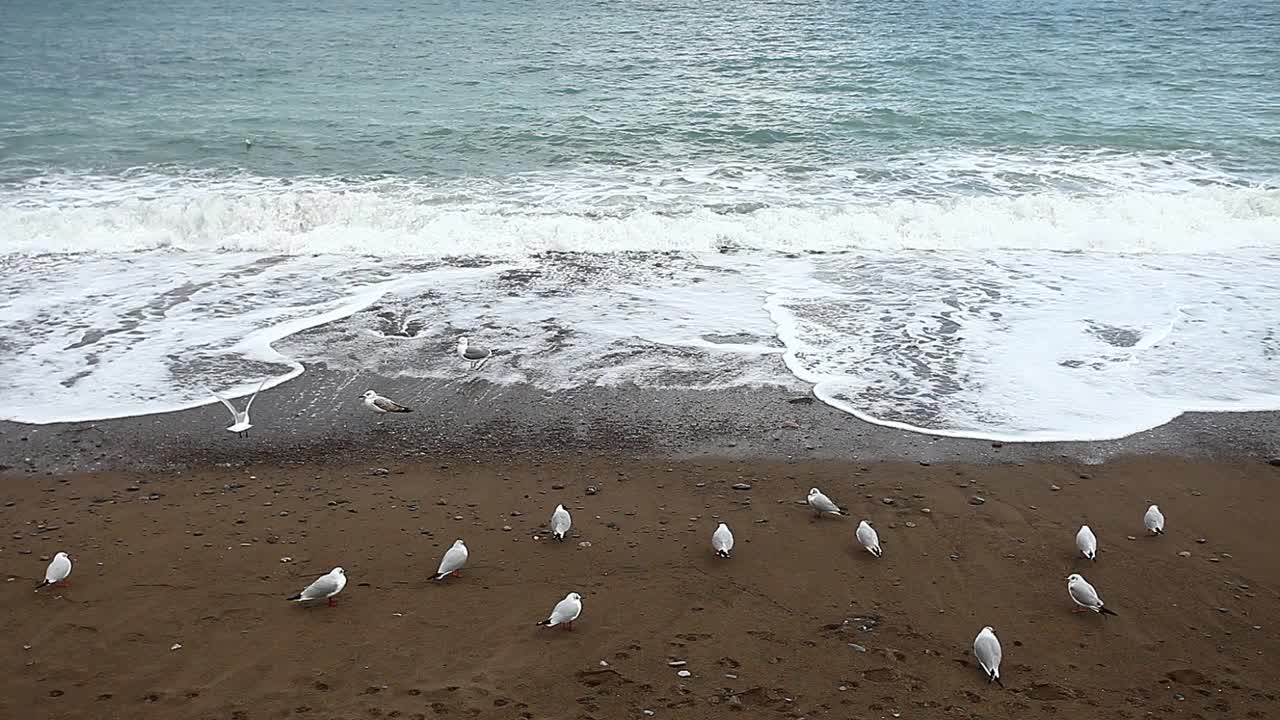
[856,520,882,557]
[807,487,848,517]
[36,551,72,589]
[1066,573,1117,616]
[973,626,1003,686]
[433,539,468,580]
[1076,524,1098,560]
[712,522,734,558]
[550,504,572,542]
[537,592,582,630]
[1144,504,1165,535]
[362,390,412,414]
[207,379,266,437]
[289,567,346,607]
[244,138,253,149]
[456,336,492,370]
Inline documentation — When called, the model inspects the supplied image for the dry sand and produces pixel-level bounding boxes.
[2,455,1278,719]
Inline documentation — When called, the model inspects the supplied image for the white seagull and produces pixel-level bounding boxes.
[1066,573,1117,616]
[1076,524,1098,561]
[537,592,583,630]
[1144,504,1165,535]
[456,336,493,370]
[807,487,848,517]
[362,389,412,414]
[856,520,882,557]
[37,551,72,589]
[550,504,572,542]
[973,626,1003,686]
[712,522,734,558]
[289,567,346,607]
[434,539,468,580]
[207,379,266,437]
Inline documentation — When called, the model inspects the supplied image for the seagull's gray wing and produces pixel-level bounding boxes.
[373,396,409,412]
[549,598,579,625]
[299,574,340,601]
[974,633,1002,674]
[1069,580,1103,608]
[206,387,240,422]
[244,378,267,414]
[463,346,491,360]
[811,493,840,514]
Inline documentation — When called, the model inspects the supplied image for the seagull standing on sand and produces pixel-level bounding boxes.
[37,552,72,589]
[712,522,734,558]
[973,626,1003,686]
[361,390,412,414]
[537,592,582,630]
[807,488,848,517]
[289,567,346,607]
[1066,573,1118,616]
[1144,504,1165,535]
[550,504,572,542]
[1076,525,1098,560]
[456,336,492,370]
[433,539,468,580]
[856,520,882,557]
[207,379,266,438]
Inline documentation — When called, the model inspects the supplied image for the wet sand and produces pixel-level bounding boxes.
[3,455,1278,719]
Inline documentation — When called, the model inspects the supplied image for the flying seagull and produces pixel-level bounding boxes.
[37,551,72,589]
[362,390,412,414]
[712,522,734,558]
[207,379,266,437]
[537,592,582,630]
[807,487,848,517]
[456,336,492,370]
[1066,573,1118,616]
[1144,504,1165,535]
[973,626,1003,686]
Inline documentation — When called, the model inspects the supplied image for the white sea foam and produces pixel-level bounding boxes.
[2,152,1278,439]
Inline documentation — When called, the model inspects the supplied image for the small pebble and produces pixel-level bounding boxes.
[170,643,182,651]
[676,670,691,678]
[1196,538,1207,544]
[732,483,752,491]
[969,496,986,506]
[1050,484,1061,491]
[1178,551,1192,558]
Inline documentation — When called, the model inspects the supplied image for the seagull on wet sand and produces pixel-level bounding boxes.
[37,552,72,589]
[289,567,346,607]
[973,626,1003,686]
[712,522,734,558]
[537,592,582,630]
[456,336,492,370]
[1067,573,1117,616]
[207,379,266,437]
[550,504,572,542]
[362,390,412,414]
[856,520,882,557]
[1144,504,1165,535]
[1076,524,1097,560]
[807,488,848,517]
[434,539,468,580]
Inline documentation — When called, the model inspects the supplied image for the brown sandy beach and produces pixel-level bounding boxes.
[3,453,1278,719]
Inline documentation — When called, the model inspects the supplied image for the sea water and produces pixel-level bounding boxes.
[2,0,1277,440]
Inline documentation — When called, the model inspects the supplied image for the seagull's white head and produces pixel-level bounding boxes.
[1066,573,1083,583]
[1149,504,1159,511]
[808,487,821,497]
[860,519,873,527]
[457,336,469,349]
[981,625,995,634]
[453,539,466,548]
[55,551,70,561]
[717,522,728,530]
[555,504,565,511]
[362,390,377,400]
[331,567,345,576]
[567,592,582,601]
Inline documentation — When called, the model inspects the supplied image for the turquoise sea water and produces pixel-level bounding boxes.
[1,0,1278,439]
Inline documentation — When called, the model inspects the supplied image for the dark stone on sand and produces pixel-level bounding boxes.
[787,396,815,405]
[1268,458,1280,467]
[991,442,1003,448]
